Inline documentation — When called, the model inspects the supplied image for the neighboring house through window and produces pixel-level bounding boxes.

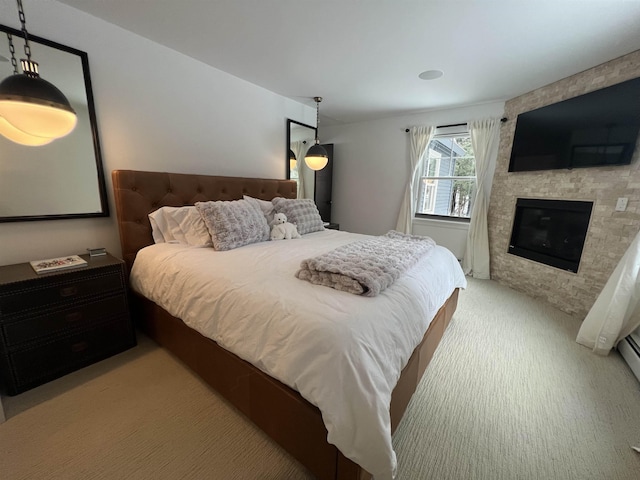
[415,134,476,220]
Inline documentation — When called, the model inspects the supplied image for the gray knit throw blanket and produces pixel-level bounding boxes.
[296,230,436,296]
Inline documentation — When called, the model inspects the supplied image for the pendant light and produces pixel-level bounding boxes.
[0,33,53,146]
[0,114,53,146]
[304,96,328,171]
[0,0,77,141]
[289,149,297,172]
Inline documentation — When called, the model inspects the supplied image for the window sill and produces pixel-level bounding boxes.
[413,216,470,231]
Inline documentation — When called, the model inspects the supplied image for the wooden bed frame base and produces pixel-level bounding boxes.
[132,289,458,480]
[112,169,460,480]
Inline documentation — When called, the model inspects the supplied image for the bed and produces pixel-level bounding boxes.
[112,169,465,480]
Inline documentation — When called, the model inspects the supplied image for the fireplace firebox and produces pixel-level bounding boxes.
[508,198,593,273]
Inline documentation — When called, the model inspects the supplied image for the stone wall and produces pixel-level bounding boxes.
[488,50,640,318]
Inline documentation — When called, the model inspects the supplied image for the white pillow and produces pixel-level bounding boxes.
[148,206,212,247]
[243,195,276,225]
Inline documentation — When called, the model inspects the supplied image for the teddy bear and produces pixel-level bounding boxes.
[270,212,301,240]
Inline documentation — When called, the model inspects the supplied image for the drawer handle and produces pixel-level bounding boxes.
[71,341,89,353]
[59,286,79,297]
[65,312,83,323]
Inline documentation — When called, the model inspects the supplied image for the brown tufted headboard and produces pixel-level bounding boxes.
[112,170,297,272]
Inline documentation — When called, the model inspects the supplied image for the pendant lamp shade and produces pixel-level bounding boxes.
[0,73,77,139]
[289,149,297,172]
[304,96,328,171]
[0,1,77,145]
[0,115,53,146]
[304,142,328,170]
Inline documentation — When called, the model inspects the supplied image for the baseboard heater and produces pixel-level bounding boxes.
[618,334,640,383]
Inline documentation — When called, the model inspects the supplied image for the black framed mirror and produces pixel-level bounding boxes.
[286,119,316,200]
[0,23,108,222]
[286,119,334,222]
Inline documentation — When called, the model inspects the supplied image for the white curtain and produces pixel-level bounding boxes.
[576,228,640,355]
[462,118,501,279]
[291,140,310,199]
[395,125,435,234]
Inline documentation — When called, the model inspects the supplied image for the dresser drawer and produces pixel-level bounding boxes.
[2,294,129,347]
[4,317,135,394]
[0,253,135,396]
[0,267,124,316]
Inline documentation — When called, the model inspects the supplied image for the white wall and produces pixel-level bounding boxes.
[0,0,314,266]
[321,102,505,256]
[412,218,469,261]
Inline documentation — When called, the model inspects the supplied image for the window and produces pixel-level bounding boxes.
[290,162,299,181]
[415,134,476,220]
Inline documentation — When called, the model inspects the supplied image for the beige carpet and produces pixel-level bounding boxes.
[393,279,640,479]
[1,278,639,479]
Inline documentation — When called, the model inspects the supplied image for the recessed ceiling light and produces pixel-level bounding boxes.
[419,70,444,80]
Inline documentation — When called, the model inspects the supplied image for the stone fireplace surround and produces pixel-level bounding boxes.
[488,50,640,318]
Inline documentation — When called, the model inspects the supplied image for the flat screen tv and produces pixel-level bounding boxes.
[509,77,640,172]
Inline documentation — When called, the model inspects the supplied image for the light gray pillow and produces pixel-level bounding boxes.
[195,199,269,251]
[271,197,325,235]
[243,195,276,225]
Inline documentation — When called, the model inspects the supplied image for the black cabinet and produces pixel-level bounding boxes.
[0,253,135,395]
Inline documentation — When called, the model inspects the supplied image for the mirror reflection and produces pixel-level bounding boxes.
[0,24,107,222]
[287,119,316,200]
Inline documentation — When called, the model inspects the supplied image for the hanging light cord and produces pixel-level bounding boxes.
[17,0,31,61]
[6,34,18,75]
[314,96,322,144]
[16,0,38,77]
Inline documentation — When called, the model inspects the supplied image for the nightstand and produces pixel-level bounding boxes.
[325,223,340,230]
[0,253,135,396]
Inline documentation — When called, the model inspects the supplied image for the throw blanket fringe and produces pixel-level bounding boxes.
[296,230,436,296]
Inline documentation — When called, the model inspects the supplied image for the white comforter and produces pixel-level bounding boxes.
[130,229,466,479]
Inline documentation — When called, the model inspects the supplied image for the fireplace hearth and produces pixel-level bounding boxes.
[508,198,593,273]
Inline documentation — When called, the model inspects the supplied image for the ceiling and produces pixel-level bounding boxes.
[56,0,640,126]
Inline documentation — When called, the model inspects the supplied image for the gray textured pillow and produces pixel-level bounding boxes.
[271,197,325,235]
[243,195,276,225]
[195,199,269,251]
